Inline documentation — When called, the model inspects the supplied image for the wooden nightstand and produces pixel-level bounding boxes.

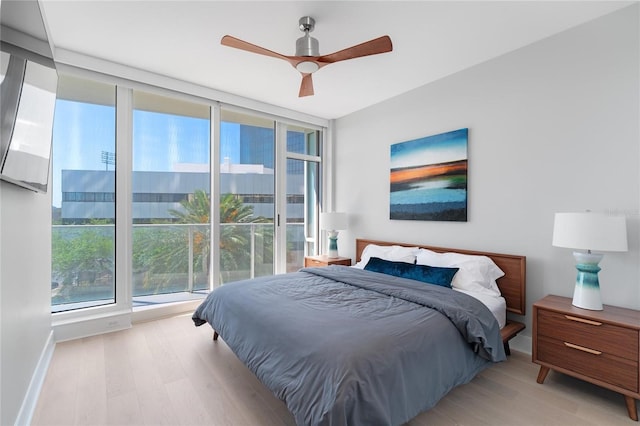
[304,255,352,267]
[533,295,640,421]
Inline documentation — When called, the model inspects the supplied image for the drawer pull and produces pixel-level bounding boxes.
[564,315,602,326]
[564,342,602,355]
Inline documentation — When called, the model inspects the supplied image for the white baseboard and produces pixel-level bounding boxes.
[54,310,131,342]
[509,333,532,355]
[132,299,201,324]
[52,300,200,342]
[15,330,55,426]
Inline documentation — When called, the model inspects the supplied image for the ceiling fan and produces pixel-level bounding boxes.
[221,16,393,97]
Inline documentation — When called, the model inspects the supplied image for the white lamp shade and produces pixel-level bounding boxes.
[552,212,628,252]
[320,212,348,231]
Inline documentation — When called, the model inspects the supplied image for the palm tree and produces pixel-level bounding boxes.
[167,189,212,287]
[217,193,272,278]
[132,190,272,294]
[169,190,271,284]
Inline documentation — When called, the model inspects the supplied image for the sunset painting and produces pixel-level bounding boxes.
[390,128,468,221]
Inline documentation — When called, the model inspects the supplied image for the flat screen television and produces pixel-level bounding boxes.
[0,45,58,193]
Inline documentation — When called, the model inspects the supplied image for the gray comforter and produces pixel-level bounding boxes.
[193,266,506,426]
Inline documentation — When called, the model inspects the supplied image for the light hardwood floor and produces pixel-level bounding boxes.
[32,313,636,425]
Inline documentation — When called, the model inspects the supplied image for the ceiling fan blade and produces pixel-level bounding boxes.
[221,35,290,61]
[298,73,314,97]
[317,35,392,64]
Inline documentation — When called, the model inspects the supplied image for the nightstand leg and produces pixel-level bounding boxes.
[536,366,550,384]
[624,396,638,421]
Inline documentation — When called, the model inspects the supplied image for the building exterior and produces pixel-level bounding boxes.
[59,166,304,224]
[59,124,310,224]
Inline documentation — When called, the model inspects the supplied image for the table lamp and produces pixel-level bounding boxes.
[320,212,348,258]
[552,212,628,310]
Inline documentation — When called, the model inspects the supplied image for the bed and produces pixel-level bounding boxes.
[193,238,526,425]
[354,239,527,353]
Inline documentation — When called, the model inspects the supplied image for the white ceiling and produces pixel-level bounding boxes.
[7,1,636,120]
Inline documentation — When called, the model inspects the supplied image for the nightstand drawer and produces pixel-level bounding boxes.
[537,335,639,392]
[537,309,639,361]
[533,295,640,421]
[305,258,327,267]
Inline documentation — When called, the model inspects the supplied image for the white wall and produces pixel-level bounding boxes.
[334,5,639,338]
[1,182,53,425]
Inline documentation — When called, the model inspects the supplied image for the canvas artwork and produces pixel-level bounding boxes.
[390,128,468,221]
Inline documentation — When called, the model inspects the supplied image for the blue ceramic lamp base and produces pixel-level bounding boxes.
[327,231,339,258]
[572,251,603,311]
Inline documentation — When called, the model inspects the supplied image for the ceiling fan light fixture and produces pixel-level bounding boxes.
[295,60,319,74]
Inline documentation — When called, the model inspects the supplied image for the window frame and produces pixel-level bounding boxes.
[51,64,330,339]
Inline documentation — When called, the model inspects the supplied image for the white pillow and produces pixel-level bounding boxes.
[353,244,419,269]
[415,248,504,296]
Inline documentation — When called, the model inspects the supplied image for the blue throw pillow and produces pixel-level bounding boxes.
[364,257,459,288]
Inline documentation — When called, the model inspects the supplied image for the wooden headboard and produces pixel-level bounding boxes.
[355,238,526,315]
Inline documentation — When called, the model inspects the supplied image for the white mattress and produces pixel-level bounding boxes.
[453,288,507,329]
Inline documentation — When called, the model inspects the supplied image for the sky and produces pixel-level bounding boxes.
[51,99,239,207]
[390,128,468,170]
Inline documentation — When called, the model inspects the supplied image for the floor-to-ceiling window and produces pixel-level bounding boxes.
[218,110,275,284]
[131,90,211,307]
[50,75,116,312]
[285,125,321,272]
[51,71,325,321]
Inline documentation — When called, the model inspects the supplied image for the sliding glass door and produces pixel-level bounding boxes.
[131,90,211,306]
[218,110,275,284]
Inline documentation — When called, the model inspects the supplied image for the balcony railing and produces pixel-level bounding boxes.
[51,222,308,312]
